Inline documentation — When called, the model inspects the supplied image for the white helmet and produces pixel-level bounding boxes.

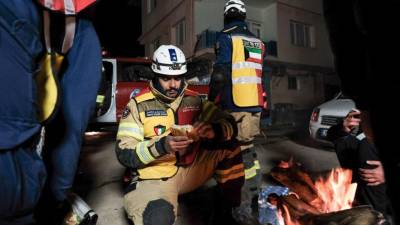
[224,0,246,16]
[151,45,187,76]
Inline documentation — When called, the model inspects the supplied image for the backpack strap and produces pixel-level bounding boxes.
[43,10,76,54]
[61,16,76,53]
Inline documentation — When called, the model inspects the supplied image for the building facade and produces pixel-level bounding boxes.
[139,0,340,124]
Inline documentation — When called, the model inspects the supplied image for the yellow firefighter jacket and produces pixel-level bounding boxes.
[116,81,237,180]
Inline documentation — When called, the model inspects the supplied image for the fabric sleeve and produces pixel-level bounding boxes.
[199,100,238,143]
[209,33,232,102]
[115,100,168,169]
[327,124,359,169]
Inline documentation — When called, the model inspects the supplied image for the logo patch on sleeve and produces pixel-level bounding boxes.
[154,125,166,135]
[145,110,167,117]
[122,107,131,119]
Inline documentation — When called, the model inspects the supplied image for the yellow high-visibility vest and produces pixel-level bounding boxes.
[231,35,265,107]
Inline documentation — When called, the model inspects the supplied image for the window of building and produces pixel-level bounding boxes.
[174,19,186,46]
[290,20,315,48]
[147,0,157,14]
[249,21,262,38]
[288,76,299,90]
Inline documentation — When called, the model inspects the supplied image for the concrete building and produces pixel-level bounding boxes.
[139,0,340,124]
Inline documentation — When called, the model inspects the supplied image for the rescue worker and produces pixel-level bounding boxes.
[0,1,100,224]
[34,5,102,225]
[115,45,244,225]
[208,0,266,219]
[327,109,392,224]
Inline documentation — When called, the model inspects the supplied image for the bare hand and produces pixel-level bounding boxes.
[164,135,193,156]
[193,122,215,139]
[359,160,385,186]
[343,109,361,133]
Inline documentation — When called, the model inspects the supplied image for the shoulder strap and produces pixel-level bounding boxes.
[135,88,155,103]
[222,25,238,34]
[43,10,76,54]
[62,16,75,53]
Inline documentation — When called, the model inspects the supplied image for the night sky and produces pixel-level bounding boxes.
[92,0,144,57]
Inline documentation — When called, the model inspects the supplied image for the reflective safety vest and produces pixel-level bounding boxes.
[231,35,265,107]
[133,89,203,179]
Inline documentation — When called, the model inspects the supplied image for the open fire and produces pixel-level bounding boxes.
[269,159,365,225]
[313,168,357,213]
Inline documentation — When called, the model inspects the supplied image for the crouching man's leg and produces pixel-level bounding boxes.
[124,179,178,225]
[213,147,244,208]
[214,147,246,225]
[178,146,245,224]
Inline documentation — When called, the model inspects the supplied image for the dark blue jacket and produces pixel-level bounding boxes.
[327,124,392,218]
[0,1,46,223]
[0,0,42,149]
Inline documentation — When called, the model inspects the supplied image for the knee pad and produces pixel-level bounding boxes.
[143,199,175,225]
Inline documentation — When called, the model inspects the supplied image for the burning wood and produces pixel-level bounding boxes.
[270,159,323,207]
[267,160,384,225]
[300,206,386,225]
[280,194,320,217]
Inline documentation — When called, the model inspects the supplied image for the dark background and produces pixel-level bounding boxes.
[92,0,144,57]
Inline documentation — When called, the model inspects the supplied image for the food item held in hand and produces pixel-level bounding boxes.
[171,124,199,141]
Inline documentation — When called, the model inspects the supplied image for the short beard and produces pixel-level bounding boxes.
[165,88,179,98]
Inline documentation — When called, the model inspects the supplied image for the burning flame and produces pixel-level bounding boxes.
[276,167,357,225]
[278,204,301,225]
[313,168,357,213]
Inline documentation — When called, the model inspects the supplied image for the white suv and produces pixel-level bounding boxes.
[309,93,355,141]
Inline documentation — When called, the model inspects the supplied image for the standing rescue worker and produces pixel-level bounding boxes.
[116,45,244,225]
[34,3,102,224]
[0,1,101,224]
[208,0,266,219]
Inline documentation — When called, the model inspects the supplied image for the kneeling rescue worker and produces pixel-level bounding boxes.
[115,45,245,225]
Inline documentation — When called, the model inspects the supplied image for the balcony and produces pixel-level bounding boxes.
[193,30,218,59]
[246,0,275,7]
[195,30,218,51]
